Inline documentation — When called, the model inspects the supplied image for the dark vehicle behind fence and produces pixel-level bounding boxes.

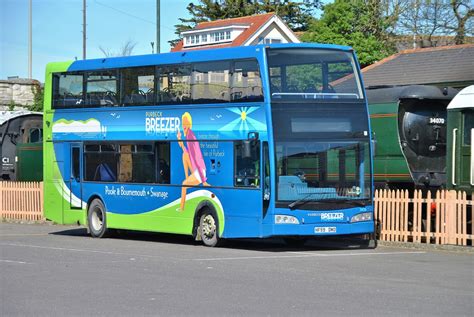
[366,85,458,190]
[0,111,43,181]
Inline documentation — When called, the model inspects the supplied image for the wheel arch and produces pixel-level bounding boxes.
[85,194,106,226]
[192,200,222,240]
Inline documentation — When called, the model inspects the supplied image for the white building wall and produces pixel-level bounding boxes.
[247,23,298,45]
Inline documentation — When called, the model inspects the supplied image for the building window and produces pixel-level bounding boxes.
[264,38,282,44]
[225,31,231,40]
[201,34,208,43]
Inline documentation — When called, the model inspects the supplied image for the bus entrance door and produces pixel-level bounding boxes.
[70,144,83,209]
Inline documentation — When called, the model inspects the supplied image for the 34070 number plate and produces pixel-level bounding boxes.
[314,226,337,233]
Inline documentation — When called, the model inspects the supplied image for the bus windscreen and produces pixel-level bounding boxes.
[267,48,363,101]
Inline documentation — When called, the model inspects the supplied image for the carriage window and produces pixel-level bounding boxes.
[53,73,84,108]
[234,141,260,187]
[192,61,230,103]
[232,60,263,102]
[121,67,155,106]
[85,71,118,107]
[463,112,474,146]
[29,128,42,143]
[157,65,191,104]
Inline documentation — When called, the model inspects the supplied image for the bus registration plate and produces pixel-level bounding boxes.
[314,226,336,233]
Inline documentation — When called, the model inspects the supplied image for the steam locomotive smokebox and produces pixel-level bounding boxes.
[398,98,447,187]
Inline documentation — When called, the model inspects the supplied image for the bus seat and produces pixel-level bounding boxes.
[279,175,303,184]
[123,93,145,105]
[94,163,116,182]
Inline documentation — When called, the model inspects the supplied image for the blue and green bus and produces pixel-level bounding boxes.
[43,43,374,247]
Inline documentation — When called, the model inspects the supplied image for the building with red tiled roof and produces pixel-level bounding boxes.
[171,13,299,52]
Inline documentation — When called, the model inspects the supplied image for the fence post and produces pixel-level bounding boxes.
[426,190,432,244]
[381,189,387,241]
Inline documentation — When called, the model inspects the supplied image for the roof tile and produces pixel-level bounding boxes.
[361,44,474,87]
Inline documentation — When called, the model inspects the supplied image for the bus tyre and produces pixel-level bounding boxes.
[367,233,378,249]
[199,211,220,247]
[88,199,108,238]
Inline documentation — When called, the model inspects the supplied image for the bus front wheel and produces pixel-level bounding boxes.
[88,199,108,238]
[199,211,221,247]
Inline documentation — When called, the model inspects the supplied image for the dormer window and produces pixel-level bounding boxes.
[181,24,249,48]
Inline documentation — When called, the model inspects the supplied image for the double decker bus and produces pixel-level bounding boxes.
[43,43,374,247]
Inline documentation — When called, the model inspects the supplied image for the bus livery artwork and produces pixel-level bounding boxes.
[177,112,211,211]
[43,44,375,247]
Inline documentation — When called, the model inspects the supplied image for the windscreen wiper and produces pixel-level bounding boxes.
[288,193,316,210]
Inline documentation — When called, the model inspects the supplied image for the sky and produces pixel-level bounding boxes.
[0,0,191,81]
[1,0,329,82]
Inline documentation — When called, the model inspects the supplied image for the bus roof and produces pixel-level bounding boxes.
[447,85,474,110]
[47,43,354,73]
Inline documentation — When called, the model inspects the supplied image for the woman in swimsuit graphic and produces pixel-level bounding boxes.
[177,112,209,211]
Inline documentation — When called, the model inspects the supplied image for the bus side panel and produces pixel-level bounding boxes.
[83,184,263,238]
[43,141,64,223]
[44,141,86,225]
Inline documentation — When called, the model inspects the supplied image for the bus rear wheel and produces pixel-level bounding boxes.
[88,199,108,238]
[199,211,221,247]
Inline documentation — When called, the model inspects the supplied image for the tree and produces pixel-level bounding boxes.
[29,83,44,112]
[171,0,320,47]
[99,40,137,57]
[450,0,474,44]
[397,0,474,47]
[301,0,398,67]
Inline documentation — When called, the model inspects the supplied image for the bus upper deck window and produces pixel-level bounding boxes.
[53,73,84,108]
[85,71,119,107]
[232,60,263,102]
[121,67,155,106]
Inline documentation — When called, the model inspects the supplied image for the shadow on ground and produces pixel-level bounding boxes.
[50,226,375,252]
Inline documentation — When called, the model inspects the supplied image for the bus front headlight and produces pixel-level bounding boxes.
[275,215,300,224]
[350,212,373,223]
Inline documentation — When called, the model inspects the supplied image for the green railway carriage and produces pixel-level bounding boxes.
[366,85,458,189]
[447,85,474,193]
